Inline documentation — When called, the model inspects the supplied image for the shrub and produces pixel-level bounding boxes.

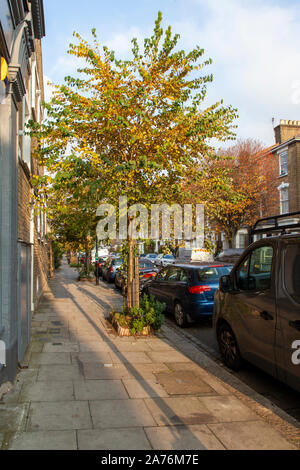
[129,295,165,335]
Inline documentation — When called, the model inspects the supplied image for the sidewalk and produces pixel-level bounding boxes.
[0,259,299,450]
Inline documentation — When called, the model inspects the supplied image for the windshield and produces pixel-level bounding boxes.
[164,255,174,259]
[197,266,232,283]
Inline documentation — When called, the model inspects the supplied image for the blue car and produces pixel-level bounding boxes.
[142,263,232,327]
[102,258,123,283]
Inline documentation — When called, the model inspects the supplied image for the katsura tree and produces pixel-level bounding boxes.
[29,12,238,309]
[194,139,278,247]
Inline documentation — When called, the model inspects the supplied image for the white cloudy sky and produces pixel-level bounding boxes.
[43,0,300,147]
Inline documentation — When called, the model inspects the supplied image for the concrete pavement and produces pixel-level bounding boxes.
[0,259,299,450]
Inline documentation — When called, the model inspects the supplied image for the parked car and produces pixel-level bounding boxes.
[142,263,232,327]
[94,256,109,277]
[155,254,175,268]
[102,258,123,283]
[145,253,158,263]
[115,259,159,292]
[213,212,300,393]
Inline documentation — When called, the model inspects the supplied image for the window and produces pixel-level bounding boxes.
[279,151,288,177]
[236,256,250,291]
[280,189,289,215]
[248,246,273,291]
[284,243,300,305]
[236,246,273,292]
[156,269,168,282]
[166,267,180,281]
[238,233,248,249]
[197,266,232,283]
[179,269,188,282]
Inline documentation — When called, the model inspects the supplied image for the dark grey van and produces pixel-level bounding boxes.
[213,213,300,392]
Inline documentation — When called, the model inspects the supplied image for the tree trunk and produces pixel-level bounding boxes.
[134,254,140,309]
[127,237,134,310]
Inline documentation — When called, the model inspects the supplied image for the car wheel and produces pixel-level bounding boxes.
[174,302,188,328]
[217,323,243,371]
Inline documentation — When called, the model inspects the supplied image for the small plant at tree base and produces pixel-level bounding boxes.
[129,295,165,335]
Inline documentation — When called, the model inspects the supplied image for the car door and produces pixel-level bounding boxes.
[276,240,300,392]
[147,267,169,303]
[163,266,181,311]
[229,243,277,377]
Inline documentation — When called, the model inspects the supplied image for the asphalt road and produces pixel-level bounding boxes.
[165,313,300,422]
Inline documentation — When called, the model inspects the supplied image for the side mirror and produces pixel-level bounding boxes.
[220,275,232,292]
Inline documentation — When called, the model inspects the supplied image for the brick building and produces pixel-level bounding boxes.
[271,120,300,215]
[0,0,49,385]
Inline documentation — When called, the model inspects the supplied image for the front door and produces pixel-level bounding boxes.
[18,244,31,362]
[229,243,277,377]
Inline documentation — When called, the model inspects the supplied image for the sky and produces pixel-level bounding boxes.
[42,0,300,148]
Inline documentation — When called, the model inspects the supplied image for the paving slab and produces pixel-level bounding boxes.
[37,365,83,382]
[79,341,111,352]
[29,352,72,366]
[110,351,154,364]
[166,364,231,396]
[43,342,80,353]
[27,401,92,431]
[144,397,218,426]
[156,371,216,396]
[145,425,225,450]
[74,380,128,401]
[90,399,156,429]
[122,379,169,399]
[78,428,152,450]
[198,396,259,423]
[148,351,191,363]
[10,431,77,450]
[0,404,29,432]
[20,381,74,402]
[71,352,113,364]
[83,363,136,380]
[146,340,175,351]
[208,421,297,450]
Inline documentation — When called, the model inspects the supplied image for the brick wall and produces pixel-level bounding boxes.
[275,121,300,145]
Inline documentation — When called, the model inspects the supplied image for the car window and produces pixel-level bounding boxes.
[156,268,169,281]
[166,267,180,281]
[197,266,232,283]
[179,269,188,282]
[139,260,154,269]
[284,243,300,304]
[236,256,250,291]
[249,246,273,291]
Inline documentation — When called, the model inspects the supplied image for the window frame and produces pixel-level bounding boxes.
[279,150,288,177]
[234,243,275,293]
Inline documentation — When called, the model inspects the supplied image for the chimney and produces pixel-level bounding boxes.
[274,120,300,145]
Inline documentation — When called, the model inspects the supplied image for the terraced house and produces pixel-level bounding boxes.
[272,120,300,215]
[0,0,49,385]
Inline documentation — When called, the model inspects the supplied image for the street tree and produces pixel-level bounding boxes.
[29,12,238,309]
[194,139,278,247]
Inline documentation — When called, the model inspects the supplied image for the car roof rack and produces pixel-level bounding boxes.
[250,211,300,239]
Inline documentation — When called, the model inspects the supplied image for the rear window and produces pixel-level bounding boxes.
[285,243,300,304]
[113,259,123,267]
[196,266,232,282]
[139,260,154,269]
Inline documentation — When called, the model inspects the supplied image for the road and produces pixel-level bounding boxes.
[165,314,300,422]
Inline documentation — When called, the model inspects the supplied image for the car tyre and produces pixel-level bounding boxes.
[217,323,243,371]
[174,302,189,328]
